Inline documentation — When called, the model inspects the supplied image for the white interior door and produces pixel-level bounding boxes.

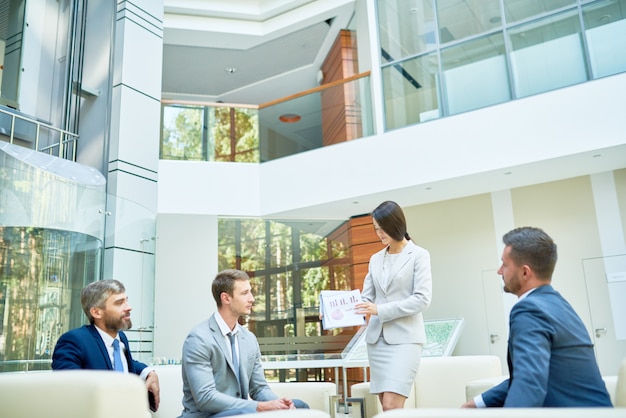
[582,254,626,376]
[482,269,513,373]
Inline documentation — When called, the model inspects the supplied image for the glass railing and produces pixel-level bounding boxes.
[161,72,372,163]
[0,106,79,160]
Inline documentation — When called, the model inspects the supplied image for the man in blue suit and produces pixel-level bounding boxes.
[52,279,160,411]
[463,227,612,408]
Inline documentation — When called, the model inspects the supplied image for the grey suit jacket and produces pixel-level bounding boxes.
[179,314,278,417]
[361,240,432,344]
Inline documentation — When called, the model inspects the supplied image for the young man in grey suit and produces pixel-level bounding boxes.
[179,269,308,417]
[463,227,612,408]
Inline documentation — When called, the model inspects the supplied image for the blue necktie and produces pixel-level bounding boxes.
[112,339,124,372]
[228,332,244,397]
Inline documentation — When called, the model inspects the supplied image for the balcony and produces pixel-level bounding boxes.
[161,72,373,163]
[0,106,78,160]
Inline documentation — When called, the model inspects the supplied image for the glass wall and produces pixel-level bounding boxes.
[1,0,87,135]
[378,0,626,130]
[0,142,106,371]
[161,104,259,163]
[0,0,25,108]
[218,218,351,339]
[583,0,626,78]
[0,227,101,371]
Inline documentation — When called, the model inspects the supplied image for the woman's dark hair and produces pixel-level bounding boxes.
[372,201,411,241]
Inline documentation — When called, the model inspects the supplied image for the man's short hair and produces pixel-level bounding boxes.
[81,280,125,324]
[212,269,250,307]
[503,227,557,280]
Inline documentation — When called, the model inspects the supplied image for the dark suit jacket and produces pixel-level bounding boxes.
[51,324,147,376]
[482,284,612,407]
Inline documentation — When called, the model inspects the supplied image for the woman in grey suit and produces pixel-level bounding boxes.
[355,201,432,412]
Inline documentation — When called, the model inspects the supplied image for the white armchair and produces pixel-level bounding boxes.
[151,365,339,418]
[350,355,503,418]
[0,370,150,418]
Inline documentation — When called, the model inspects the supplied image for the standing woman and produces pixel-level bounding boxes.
[355,201,432,411]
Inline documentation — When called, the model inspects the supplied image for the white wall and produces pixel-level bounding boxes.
[153,214,219,361]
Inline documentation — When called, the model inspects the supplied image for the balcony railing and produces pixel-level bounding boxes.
[161,72,372,163]
[0,106,79,160]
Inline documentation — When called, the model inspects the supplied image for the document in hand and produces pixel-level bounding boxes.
[319,289,366,330]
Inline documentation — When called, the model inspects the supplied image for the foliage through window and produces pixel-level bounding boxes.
[218,218,350,338]
[161,105,259,162]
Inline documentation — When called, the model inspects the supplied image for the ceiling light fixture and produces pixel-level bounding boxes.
[225,67,237,74]
[279,113,301,123]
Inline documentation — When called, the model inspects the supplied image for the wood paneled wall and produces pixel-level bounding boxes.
[320,30,362,146]
[349,214,383,291]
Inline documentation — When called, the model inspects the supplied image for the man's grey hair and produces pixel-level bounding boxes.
[81,280,125,324]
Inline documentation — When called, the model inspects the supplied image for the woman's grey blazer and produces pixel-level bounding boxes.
[361,240,432,345]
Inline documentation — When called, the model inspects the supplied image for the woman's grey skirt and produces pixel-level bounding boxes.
[367,337,422,397]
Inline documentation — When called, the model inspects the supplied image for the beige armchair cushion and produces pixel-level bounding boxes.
[616,357,626,407]
[350,355,503,418]
[238,410,330,418]
[151,365,338,418]
[270,381,338,414]
[0,370,150,418]
[372,408,624,418]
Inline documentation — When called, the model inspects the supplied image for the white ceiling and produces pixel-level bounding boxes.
[162,0,356,105]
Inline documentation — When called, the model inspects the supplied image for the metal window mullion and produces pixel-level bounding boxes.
[432,0,447,118]
[576,0,594,81]
[500,0,518,100]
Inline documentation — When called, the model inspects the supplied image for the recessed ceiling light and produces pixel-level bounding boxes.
[225,67,237,74]
[279,113,301,123]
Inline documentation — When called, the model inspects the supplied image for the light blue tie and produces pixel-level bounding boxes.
[112,339,124,372]
[228,332,244,398]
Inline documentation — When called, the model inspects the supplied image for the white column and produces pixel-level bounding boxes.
[103,0,164,363]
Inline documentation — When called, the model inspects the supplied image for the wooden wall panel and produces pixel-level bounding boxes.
[348,215,383,291]
[349,223,379,246]
[320,30,360,146]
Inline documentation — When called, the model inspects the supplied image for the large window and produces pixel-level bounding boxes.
[382,52,440,129]
[583,0,626,78]
[508,9,586,98]
[441,33,510,114]
[218,218,350,338]
[161,104,259,162]
[377,0,626,130]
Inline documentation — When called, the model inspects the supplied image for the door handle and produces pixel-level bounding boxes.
[595,328,607,338]
[490,334,500,344]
